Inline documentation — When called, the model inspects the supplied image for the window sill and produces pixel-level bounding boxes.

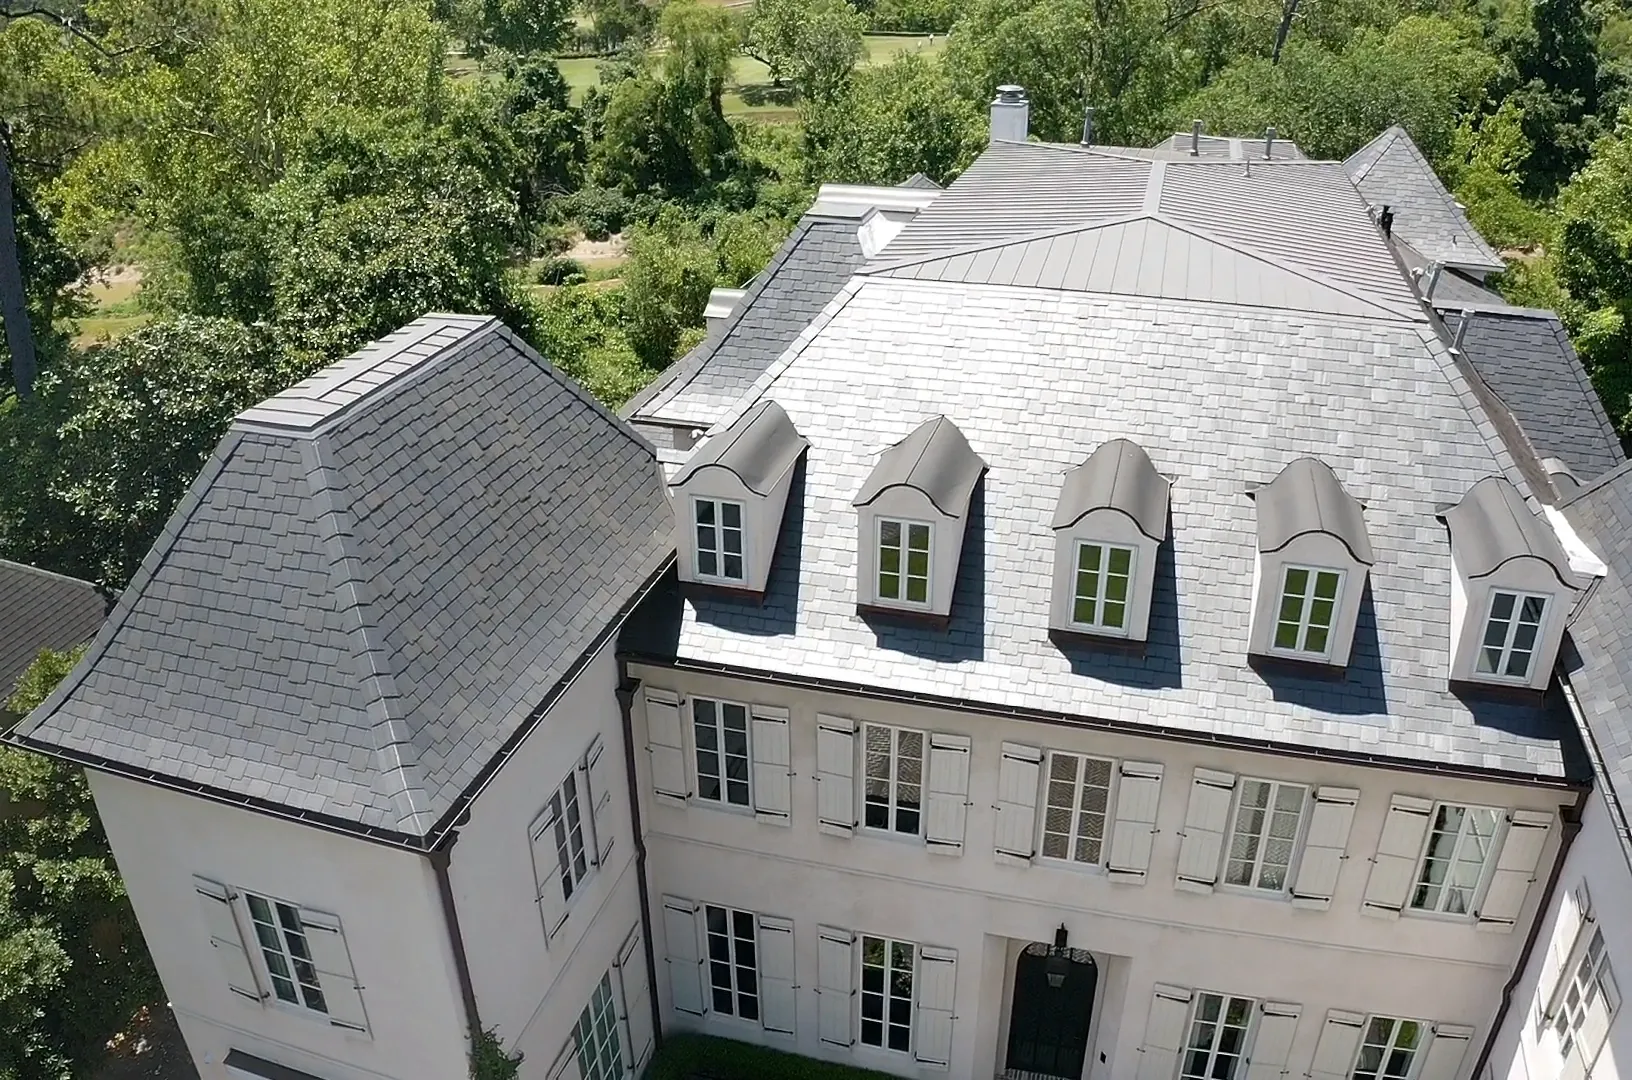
[694,798,758,818]
[1049,627,1145,656]
[1037,854,1111,878]
[859,824,928,848]
[1449,678,1546,705]
[1247,652,1346,680]
[1215,882,1294,903]
[857,603,948,630]
[681,580,766,605]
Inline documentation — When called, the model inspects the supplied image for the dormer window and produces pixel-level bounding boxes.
[1477,590,1548,681]
[877,518,932,605]
[1273,566,1344,657]
[671,400,807,598]
[1051,440,1169,643]
[1072,542,1135,634]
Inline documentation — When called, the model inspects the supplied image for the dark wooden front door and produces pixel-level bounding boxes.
[1004,946,1098,1080]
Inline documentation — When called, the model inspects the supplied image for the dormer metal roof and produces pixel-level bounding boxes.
[1052,438,1169,541]
[853,415,986,517]
[1254,457,1375,564]
[1441,476,1576,585]
[671,399,808,495]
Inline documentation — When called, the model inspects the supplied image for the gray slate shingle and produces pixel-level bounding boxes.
[0,561,108,700]
[1345,127,1506,273]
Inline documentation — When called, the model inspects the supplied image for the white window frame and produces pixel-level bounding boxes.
[705,905,762,1022]
[572,971,624,1080]
[692,496,747,585]
[859,935,917,1054]
[875,517,933,608]
[1408,802,1503,916]
[243,891,328,1017]
[1553,928,1620,1072]
[691,697,753,810]
[1222,778,1308,894]
[549,769,593,905]
[862,723,927,837]
[1180,991,1256,1080]
[1475,590,1550,683]
[1351,1015,1426,1080]
[1070,541,1136,635]
[1039,750,1116,867]
[1271,564,1345,659]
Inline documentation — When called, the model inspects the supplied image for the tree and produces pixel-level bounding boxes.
[805,51,984,186]
[491,58,585,223]
[743,0,806,85]
[1491,0,1614,197]
[1554,127,1632,439]
[582,0,655,52]
[620,210,719,366]
[472,0,573,54]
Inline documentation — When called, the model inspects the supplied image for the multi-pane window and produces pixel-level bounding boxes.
[692,698,751,807]
[1180,992,1254,1080]
[1072,542,1134,632]
[244,893,327,1014]
[1555,929,1620,1068]
[1274,566,1342,655]
[1352,1016,1423,1080]
[863,724,925,835]
[860,936,916,1053]
[1040,751,1113,864]
[705,906,760,1020]
[1410,804,1502,914]
[694,498,745,583]
[877,519,931,605]
[572,973,623,1080]
[1477,591,1548,680]
[1224,779,1306,891]
[549,772,591,903]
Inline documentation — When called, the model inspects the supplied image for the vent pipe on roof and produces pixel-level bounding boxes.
[1191,119,1203,155]
[1080,106,1095,148]
[1424,262,1444,302]
[1452,309,1471,353]
[1379,205,1394,236]
[990,85,1030,143]
[1264,126,1276,159]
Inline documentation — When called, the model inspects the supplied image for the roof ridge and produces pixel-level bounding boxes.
[492,323,656,465]
[860,211,1157,276]
[0,557,101,593]
[1345,126,1403,184]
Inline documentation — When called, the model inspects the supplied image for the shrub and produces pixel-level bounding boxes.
[554,186,632,239]
[538,256,588,285]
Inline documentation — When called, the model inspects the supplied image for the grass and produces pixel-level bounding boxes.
[644,1034,902,1080]
[68,274,150,347]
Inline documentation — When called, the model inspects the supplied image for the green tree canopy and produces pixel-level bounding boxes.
[1555,125,1632,437]
[745,0,866,102]
[804,51,984,185]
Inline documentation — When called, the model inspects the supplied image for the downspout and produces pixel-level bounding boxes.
[1469,784,1590,1078]
[616,660,664,1055]
[428,825,485,1040]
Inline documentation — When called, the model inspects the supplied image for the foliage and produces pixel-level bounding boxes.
[868,0,960,33]
[552,186,641,239]
[491,58,585,222]
[532,284,651,405]
[647,1034,901,1080]
[582,0,657,52]
[471,0,574,55]
[805,52,983,186]
[620,210,721,365]
[1449,101,1554,250]
[468,1024,523,1080]
[1555,126,1632,437]
[745,0,866,102]
[537,256,587,284]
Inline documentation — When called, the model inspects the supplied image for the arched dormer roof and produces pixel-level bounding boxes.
[1052,438,1169,541]
[671,399,807,495]
[1440,475,1575,586]
[853,415,985,517]
[1253,457,1375,565]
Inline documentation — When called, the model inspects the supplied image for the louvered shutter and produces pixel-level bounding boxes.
[1244,1002,1301,1080]
[1539,881,1593,1014]
[1108,762,1164,882]
[614,924,654,1073]
[662,896,707,1016]
[1175,767,1235,893]
[529,803,569,939]
[817,926,856,1046]
[645,688,690,806]
[816,716,858,836]
[914,947,957,1067]
[547,1037,583,1080]
[193,877,264,1002]
[1307,1010,1365,1080]
[751,705,792,826]
[583,735,615,866]
[1136,984,1193,1080]
[925,734,972,855]
[758,916,797,1035]
[1417,1024,1473,1080]
[1361,795,1433,919]
[1291,787,1359,910]
[1477,810,1553,931]
[994,743,1042,865]
[300,909,369,1033]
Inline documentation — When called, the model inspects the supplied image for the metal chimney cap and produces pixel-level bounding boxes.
[995,84,1028,103]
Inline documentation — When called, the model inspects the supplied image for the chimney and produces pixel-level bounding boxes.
[1379,205,1394,237]
[1080,106,1095,148]
[1191,119,1203,156]
[1264,126,1276,159]
[990,85,1030,143]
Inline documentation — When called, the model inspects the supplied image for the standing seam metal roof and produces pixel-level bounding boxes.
[853,415,986,517]
[1053,439,1170,540]
[1441,475,1576,584]
[1254,457,1376,564]
[670,399,808,493]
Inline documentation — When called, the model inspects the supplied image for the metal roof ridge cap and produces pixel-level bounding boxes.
[860,212,1160,276]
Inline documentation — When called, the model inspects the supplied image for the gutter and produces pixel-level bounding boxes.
[615,661,665,1058]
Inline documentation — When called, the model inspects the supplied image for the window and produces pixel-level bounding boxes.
[1274,566,1343,656]
[572,973,624,1080]
[1072,542,1134,632]
[877,519,931,605]
[550,772,591,903]
[1040,751,1113,865]
[1181,992,1254,1080]
[244,893,327,1014]
[692,698,751,807]
[1555,929,1620,1068]
[1477,591,1548,680]
[860,936,916,1053]
[1224,779,1307,891]
[694,498,745,583]
[706,906,760,1020]
[1353,1016,1423,1080]
[1410,804,1501,914]
[863,724,925,835]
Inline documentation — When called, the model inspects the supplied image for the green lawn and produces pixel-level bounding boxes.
[644,1034,901,1080]
[69,274,150,347]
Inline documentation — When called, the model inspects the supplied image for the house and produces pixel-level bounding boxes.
[8,93,1632,1080]
[0,557,108,712]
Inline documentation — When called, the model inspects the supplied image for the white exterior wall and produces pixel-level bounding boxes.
[631,662,1574,1080]
[88,772,468,1080]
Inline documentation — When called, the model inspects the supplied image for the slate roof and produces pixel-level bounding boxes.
[0,560,107,702]
[1255,458,1375,564]
[1054,439,1169,541]
[1345,127,1506,274]
[12,316,674,845]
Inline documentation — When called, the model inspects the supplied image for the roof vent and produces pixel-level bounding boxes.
[1191,119,1203,156]
[990,85,1030,144]
[1080,105,1096,148]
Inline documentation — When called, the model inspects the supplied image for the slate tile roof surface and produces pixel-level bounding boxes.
[1345,127,1506,273]
[13,316,674,842]
[0,560,107,699]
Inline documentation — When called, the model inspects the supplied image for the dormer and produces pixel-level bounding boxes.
[853,416,985,619]
[670,400,807,597]
[1248,458,1375,668]
[1442,477,1587,691]
[1049,439,1170,642]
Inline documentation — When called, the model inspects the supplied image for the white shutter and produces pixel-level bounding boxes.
[1417,1023,1473,1080]
[547,1037,584,1080]
[614,924,654,1072]
[1244,1002,1301,1080]
[1291,786,1359,910]
[914,947,957,1067]
[1108,762,1164,882]
[584,735,615,866]
[1136,984,1194,1080]
[1175,767,1236,893]
[925,734,972,855]
[1477,810,1553,931]
[817,926,856,1046]
[816,716,858,836]
[758,916,797,1035]
[645,687,690,806]
[1308,1009,1366,1080]
[994,743,1042,864]
[300,909,369,1033]
[1540,881,1593,1013]
[1361,795,1433,919]
[662,896,707,1016]
[751,705,793,826]
[529,803,569,939]
[192,877,264,1002]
